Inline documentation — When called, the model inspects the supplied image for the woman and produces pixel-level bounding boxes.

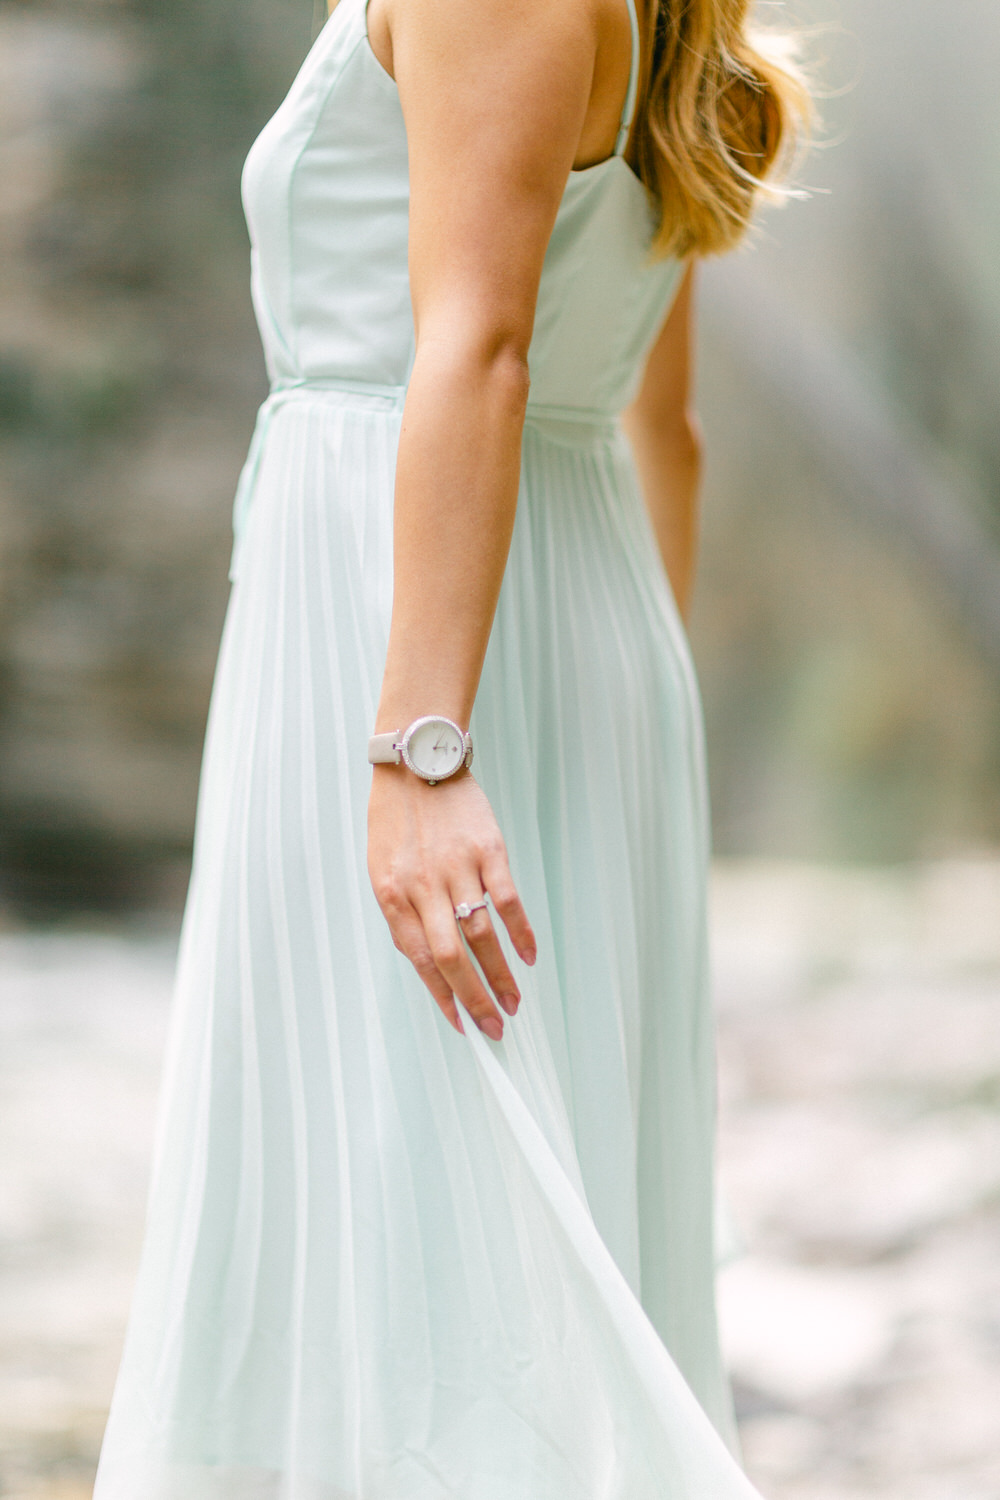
[94,0,808,1492]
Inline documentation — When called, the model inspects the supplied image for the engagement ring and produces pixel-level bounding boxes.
[454,899,488,921]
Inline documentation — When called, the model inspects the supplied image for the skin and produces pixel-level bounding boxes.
[326,0,703,1041]
[621,264,703,619]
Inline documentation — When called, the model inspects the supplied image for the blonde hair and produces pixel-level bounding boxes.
[630,0,813,259]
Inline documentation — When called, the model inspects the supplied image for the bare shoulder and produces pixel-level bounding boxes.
[387,0,603,190]
[384,0,602,89]
[375,0,635,177]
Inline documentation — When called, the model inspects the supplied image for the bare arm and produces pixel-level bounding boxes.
[367,0,602,1040]
[620,263,703,620]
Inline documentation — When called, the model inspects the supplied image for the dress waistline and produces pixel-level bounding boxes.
[229,377,622,582]
[229,380,405,580]
[261,374,622,425]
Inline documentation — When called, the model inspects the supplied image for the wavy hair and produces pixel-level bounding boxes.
[629,0,813,259]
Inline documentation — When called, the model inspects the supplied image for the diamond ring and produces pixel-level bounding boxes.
[454,898,488,921]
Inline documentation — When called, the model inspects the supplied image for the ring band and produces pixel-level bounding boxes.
[454,898,488,921]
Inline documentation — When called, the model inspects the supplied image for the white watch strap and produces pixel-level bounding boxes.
[368,723,474,774]
[368,731,401,765]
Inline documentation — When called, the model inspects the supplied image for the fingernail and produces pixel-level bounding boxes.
[499,993,519,1016]
[524,948,537,967]
[482,1016,503,1041]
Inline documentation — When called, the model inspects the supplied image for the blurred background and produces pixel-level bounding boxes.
[0,0,998,1496]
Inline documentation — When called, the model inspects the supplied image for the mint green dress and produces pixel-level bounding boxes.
[93,0,763,1493]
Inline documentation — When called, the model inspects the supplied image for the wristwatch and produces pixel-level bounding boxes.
[368,715,474,785]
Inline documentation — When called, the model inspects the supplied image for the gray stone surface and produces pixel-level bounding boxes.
[0,859,998,1498]
[713,860,1000,1499]
[0,925,173,1499]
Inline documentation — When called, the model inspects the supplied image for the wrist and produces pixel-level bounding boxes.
[368,714,473,785]
[375,662,476,737]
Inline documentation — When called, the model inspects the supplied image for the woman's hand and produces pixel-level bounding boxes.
[368,766,536,1039]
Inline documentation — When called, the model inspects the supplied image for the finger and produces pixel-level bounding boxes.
[386,903,464,1034]
[481,850,536,966]
[453,900,521,1015]
[418,900,505,1041]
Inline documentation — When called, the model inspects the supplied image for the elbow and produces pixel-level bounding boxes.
[414,317,532,412]
[667,408,704,472]
[479,337,532,410]
[683,410,705,476]
[624,399,704,470]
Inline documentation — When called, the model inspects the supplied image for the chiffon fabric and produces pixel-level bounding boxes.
[93,0,763,1493]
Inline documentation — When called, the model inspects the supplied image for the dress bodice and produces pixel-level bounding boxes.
[240,0,684,419]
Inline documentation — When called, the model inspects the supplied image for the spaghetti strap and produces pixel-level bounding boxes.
[614,0,641,155]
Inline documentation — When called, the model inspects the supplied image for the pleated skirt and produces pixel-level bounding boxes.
[93,388,758,1499]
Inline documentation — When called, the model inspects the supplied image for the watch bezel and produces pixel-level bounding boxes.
[398,715,469,783]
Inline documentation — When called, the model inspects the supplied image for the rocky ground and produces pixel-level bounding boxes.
[0,858,998,1500]
[712,860,1000,1499]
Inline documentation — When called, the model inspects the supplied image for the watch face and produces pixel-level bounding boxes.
[404,717,465,781]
